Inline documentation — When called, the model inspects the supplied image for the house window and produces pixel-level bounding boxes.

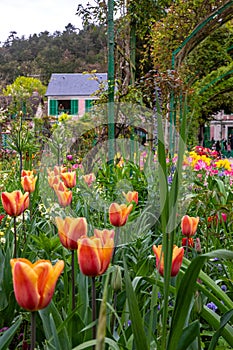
[85,100,94,113]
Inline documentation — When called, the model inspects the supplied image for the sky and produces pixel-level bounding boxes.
[0,0,87,44]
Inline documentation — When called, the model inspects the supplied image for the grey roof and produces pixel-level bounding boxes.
[45,73,107,97]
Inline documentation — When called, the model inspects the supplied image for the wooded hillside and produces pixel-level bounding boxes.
[0,24,107,91]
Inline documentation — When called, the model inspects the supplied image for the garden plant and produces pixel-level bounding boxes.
[0,102,233,350]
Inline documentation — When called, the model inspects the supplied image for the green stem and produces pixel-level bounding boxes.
[92,276,96,341]
[111,227,120,264]
[110,290,117,334]
[30,311,36,350]
[71,250,75,310]
[13,216,17,258]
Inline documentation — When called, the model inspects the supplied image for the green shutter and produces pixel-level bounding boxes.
[85,99,94,112]
[71,100,78,115]
[49,100,58,116]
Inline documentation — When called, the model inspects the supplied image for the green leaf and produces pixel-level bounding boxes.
[167,249,233,350]
[208,309,233,350]
[201,306,233,348]
[0,316,22,350]
[72,337,120,350]
[177,320,200,350]
[39,301,71,350]
[123,258,149,350]
[96,271,110,350]
[49,313,63,350]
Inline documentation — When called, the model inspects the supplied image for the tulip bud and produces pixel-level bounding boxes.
[111,265,122,291]
[195,237,202,253]
[193,291,203,315]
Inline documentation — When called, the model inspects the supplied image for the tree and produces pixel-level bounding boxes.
[3,76,46,117]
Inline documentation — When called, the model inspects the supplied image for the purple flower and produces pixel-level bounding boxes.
[66,154,73,161]
[168,175,173,185]
[0,327,8,333]
[221,285,227,292]
[207,302,218,312]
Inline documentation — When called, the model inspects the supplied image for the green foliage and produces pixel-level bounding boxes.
[0,25,107,88]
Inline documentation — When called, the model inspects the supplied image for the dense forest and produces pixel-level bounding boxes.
[0,23,108,90]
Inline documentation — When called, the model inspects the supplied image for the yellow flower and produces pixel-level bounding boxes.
[215,159,231,171]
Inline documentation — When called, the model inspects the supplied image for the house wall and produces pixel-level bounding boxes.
[209,111,233,142]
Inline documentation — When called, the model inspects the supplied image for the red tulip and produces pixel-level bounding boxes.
[55,216,88,250]
[182,237,194,248]
[152,245,184,277]
[10,258,64,311]
[78,229,115,277]
[181,215,199,237]
[1,190,29,217]
[109,203,133,227]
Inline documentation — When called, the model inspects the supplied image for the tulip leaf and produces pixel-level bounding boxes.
[208,309,233,350]
[177,320,200,350]
[201,307,233,349]
[49,313,62,350]
[72,337,120,350]
[167,249,233,350]
[123,258,149,350]
[39,301,71,350]
[0,315,22,350]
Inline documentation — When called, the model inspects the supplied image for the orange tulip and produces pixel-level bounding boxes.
[109,203,133,227]
[82,173,96,187]
[181,215,199,237]
[60,171,76,188]
[10,258,64,311]
[48,174,60,188]
[55,216,88,250]
[78,229,115,277]
[53,166,67,176]
[1,190,29,217]
[123,191,138,205]
[21,175,37,193]
[21,170,34,177]
[152,245,184,277]
[55,189,72,207]
[53,182,72,207]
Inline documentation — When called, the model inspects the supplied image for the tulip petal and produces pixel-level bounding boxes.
[34,260,64,309]
[10,259,40,311]
[78,237,101,276]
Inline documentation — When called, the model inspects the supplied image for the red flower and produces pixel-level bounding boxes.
[77,229,115,277]
[181,215,199,237]
[152,245,184,277]
[109,203,133,227]
[182,237,194,248]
